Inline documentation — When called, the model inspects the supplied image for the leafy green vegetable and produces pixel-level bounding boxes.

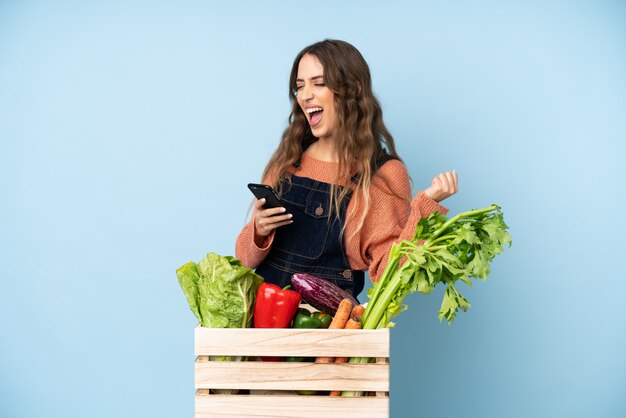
[177,262,202,322]
[176,252,263,328]
[342,204,511,396]
[177,253,263,394]
[361,204,511,328]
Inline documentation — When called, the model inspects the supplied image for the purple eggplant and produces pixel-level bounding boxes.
[291,273,359,315]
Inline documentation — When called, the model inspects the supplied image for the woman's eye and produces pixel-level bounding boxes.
[315,83,326,87]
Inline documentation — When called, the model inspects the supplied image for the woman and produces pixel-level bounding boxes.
[236,39,458,298]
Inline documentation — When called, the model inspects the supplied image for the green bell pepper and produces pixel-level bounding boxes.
[312,312,332,328]
[293,310,324,329]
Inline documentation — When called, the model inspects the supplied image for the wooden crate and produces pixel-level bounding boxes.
[194,326,390,418]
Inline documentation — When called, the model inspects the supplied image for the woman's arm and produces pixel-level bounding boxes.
[235,169,291,268]
[344,160,453,282]
[234,208,276,268]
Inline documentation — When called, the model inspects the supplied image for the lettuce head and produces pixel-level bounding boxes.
[176,252,263,328]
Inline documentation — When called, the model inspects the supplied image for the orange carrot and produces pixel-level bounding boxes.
[350,305,365,322]
[334,319,362,363]
[329,317,362,396]
[333,319,362,361]
[344,318,362,330]
[329,299,354,329]
[315,299,353,364]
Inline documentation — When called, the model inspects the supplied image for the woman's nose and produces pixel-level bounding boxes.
[301,83,314,100]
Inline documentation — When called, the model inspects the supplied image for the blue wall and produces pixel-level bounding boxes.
[1,1,625,417]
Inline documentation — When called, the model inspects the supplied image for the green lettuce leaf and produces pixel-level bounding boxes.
[176,252,263,328]
[176,262,202,323]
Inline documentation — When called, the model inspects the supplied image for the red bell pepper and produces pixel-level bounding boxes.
[253,283,301,361]
[254,283,301,328]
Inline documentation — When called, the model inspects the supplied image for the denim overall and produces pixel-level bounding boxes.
[254,152,393,299]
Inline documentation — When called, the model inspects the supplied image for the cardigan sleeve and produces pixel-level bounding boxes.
[234,214,275,269]
[343,159,449,282]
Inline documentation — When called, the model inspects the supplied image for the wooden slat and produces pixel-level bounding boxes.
[194,327,389,357]
[195,394,389,418]
[195,360,389,391]
[375,357,389,397]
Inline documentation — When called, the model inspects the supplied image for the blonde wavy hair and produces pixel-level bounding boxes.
[262,39,402,238]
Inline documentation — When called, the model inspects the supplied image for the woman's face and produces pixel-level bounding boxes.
[295,53,337,142]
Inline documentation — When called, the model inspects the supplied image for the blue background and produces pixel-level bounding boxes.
[1,1,625,417]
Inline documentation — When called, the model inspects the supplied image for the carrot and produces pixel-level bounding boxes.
[315,299,353,364]
[329,314,363,396]
[334,319,362,364]
[350,305,365,322]
[344,318,362,330]
[328,299,352,329]
[328,299,353,329]
[332,319,362,363]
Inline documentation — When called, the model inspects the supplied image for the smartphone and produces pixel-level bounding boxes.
[247,183,285,209]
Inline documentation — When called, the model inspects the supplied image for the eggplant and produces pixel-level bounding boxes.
[291,273,359,315]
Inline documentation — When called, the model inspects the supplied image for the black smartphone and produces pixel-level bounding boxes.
[247,183,285,209]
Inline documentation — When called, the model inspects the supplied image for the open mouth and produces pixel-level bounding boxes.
[306,107,324,127]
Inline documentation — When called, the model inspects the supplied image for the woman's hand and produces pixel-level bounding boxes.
[424,170,458,203]
[254,198,294,237]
